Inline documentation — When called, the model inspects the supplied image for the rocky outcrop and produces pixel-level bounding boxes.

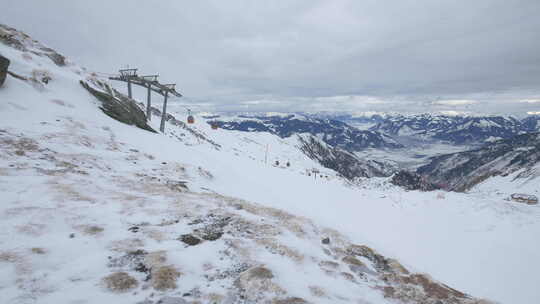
[391,170,440,191]
[80,80,156,133]
[1,24,67,67]
[0,55,9,87]
[297,134,395,180]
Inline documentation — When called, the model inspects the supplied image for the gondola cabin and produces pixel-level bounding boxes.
[187,115,195,124]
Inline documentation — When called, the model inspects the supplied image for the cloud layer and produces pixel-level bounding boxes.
[3,0,540,115]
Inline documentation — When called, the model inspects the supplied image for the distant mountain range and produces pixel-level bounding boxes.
[364,113,540,145]
[213,114,403,151]
[391,132,540,191]
[209,113,540,185]
[211,112,540,147]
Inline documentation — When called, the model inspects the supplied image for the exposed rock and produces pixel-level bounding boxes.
[179,234,201,246]
[1,24,67,66]
[80,80,156,133]
[321,237,330,244]
[298,135,395,180]
[391,170,439,191]
[191,214,231,242]
[201,230,223,241]
[102,272,138,292]
[44,50,66,66]
[0,55,9,87]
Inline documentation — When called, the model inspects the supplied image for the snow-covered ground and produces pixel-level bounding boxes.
[1,26,540,304]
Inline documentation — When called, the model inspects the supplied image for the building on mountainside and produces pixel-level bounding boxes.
[510,193,538,205]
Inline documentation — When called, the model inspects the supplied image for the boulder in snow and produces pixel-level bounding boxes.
[0,54,9,87]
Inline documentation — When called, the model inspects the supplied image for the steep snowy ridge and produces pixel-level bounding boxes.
[1,24,540,304]
[416,132,540,191]
[296,134,395,180]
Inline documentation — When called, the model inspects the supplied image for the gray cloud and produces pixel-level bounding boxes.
[3,0,540,115]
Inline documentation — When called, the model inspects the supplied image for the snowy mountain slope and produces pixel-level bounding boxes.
[3,126,475,304]
[415,132,540,191]
[521,115,540,132]
[1,24,540,304]
[297,134,395,179]
[0,27,492,304]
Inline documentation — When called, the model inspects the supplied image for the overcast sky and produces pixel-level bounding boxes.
[3,0,540,115]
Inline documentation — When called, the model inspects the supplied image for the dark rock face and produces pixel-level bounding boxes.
[179,234,201,246]
[297,135,394,180]
[40,47,66,66]
[390,170,439,191]
[80,80,156,133]
[1,24,67,67]
[0,55,9,87]
[417,132,540,191]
